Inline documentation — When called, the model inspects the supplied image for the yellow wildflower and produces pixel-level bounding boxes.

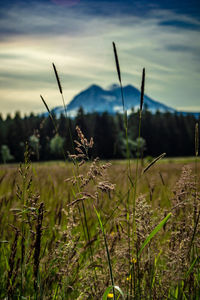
[131,258,137,264]
[107,293,114,298]
[126,274,131,281]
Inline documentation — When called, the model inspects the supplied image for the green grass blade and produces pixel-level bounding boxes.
[185,256,199,279]
[102,285,125,300]
[2,242,9,271]
[52,283,59,300]
[94,205,105,235]
[138,212,172,257]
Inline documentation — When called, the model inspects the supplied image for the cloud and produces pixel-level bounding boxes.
[0,1,200,116]
[52,0,80,6]
[159,20,200,30]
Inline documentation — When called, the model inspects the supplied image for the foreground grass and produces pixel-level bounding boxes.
[0,153,199,299]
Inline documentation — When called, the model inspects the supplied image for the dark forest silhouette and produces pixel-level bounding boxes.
[0,108,199,162]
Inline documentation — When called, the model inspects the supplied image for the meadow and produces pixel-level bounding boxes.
[0,43,200,299]
[0,149,200,299]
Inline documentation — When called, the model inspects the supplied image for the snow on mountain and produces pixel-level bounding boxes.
[43,84,199,118]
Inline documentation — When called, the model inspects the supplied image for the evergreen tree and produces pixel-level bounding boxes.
[1,145,14,163]
[29,134,40,160]
[50,134,65,159]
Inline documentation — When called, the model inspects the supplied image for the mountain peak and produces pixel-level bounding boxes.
[88,84,102,91]
[65,83,178,116]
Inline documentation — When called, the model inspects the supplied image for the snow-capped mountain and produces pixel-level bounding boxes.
[45,84,199,117]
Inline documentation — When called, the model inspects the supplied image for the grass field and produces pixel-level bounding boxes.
[0,152,199,299]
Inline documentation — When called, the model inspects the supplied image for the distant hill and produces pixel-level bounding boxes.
[44,84,200,118]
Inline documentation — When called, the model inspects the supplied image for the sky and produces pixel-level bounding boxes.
[0,0,200,116]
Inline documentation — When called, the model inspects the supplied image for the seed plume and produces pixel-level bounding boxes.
[52,62,63,95]
[140,68,145,115]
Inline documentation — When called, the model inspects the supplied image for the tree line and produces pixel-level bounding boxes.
[0,108,199,163]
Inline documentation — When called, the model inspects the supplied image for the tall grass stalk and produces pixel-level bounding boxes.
[40,95,67,160]
[40,95,58,133]
[41,91,94,291]
[94,206,116,300]
[52,62,75,154]
[130,68,145,297]
[70,185,97,296]
[51,67,98,293]
[112,41,132,298]
[68,128,98,295]
[19,148,31,299]
[33,202,44,298]
[6,227,19,298]
[133,67,145,197]
[112,42,130,171]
